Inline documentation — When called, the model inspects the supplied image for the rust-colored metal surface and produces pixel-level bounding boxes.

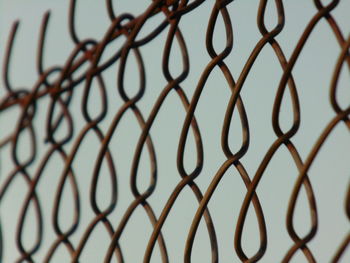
[0,0,349,262]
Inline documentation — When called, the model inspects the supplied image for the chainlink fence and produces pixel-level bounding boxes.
[0,0,349,262]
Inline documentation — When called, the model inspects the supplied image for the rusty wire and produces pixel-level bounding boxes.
[0,0,349,262]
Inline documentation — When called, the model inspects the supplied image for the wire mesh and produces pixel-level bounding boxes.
[0,0,349,262]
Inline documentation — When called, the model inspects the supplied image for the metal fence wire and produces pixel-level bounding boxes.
[0,0,349,262]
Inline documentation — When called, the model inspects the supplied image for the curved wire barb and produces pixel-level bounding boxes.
[0,0,349,262]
